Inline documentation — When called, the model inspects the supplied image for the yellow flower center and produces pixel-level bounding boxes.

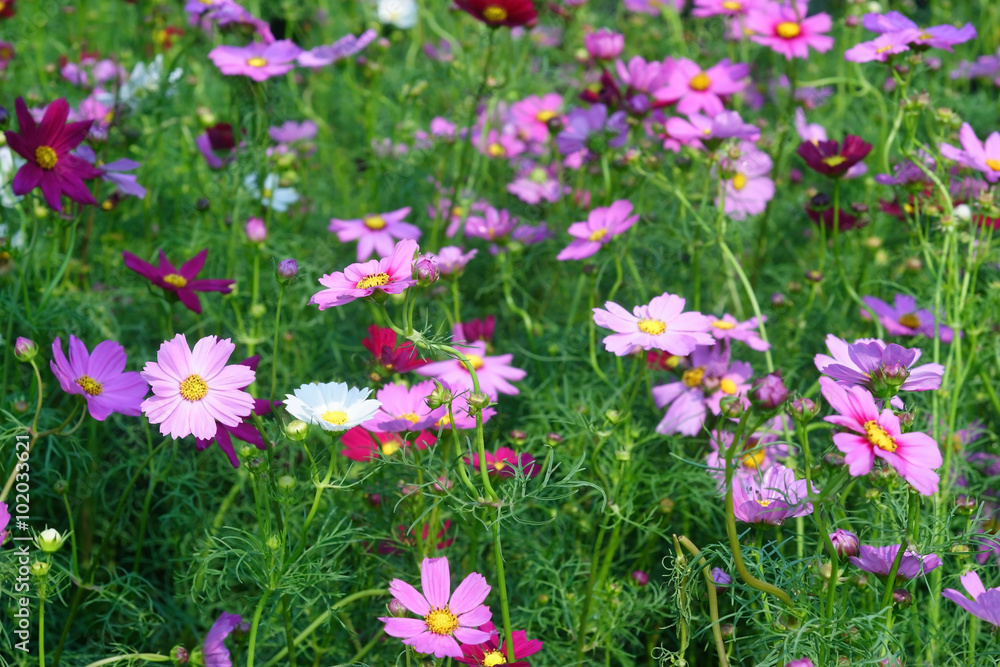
[536,110,558,123]
[482,5,508,22]
[875,45,894,54]
[986,158,1000,171]
[451,206,464,217]
[822,155,848,167]
[321,410,349,425]
[0,47,12,60]
[436,414,453,428]
[918,32,932,40]
[776,21,801,39]
[163,273,188,288]
[462,354,485,371]
[897,313,921,329]
[356,272,391,290]
[588,228,609,242]
[35,146,58,170]
[179,374,209,401]
[756,499,772,507]
[637,319,666,335]
[494,460,506,470]
[0,2,7,10]
[702,128,713,136]
[863,420,897,452]
[720,378,738,395]
[689,72,711,91]
[722,0,741,9]
[400,412,421,424]
[488,142,506,157]
[482,650,508,666]
[364,215,387,230]
[263,188,273,199]
[247,57,268,67]
[101,199,114,211]
[732,173,748,191]
[712,320,736,330]
[424,606,459,635]
[741,448,766,469]
[75,375,103,396]
[682,367,705,388]
[381,440,401,456]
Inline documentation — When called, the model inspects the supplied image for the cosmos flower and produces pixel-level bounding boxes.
[718,144,774,220]
[653,58,748,117]
[664,111,760,150]
[456,622,543,667]
[624,0,683,14]
[731,464,814,525]
[140,335,256,441]
[556,199,639,260]
[509,94,563,143]
[243,173,300,212]
[555,104,628,155]
[268,120,318,143]
[378,0,418,28]
[284,381,381,433]
[455,318,496,345]
[507,163,563,205]
[653,344,753,436]
[0,42,14,70]
[942,571,1000,628]
[860,293,955,343]
[844,29,921,63]
[3,97,102,212]
[417,341,526,399]
[861,11,976,51]
[848,544,942,580]
[207,40,302,81]
[201,612,243,667]
[74,144,146,198]
[364,380,447,432]
[708,313,770,351]
[50,335,147,421]
[194,356,275,468]
[584,28,624,60]
[455,0,537,28]
[362,324,428,374]
[797,135,873,178]
[465,206,518,243]
[196,123,237,170]
[814,334,944,404]
[329,207,421,262]
[819,377,942,495]
[704,417,790,490]
[468,447,540,477]
[122,248,234,314]
[298,29,378,67]
[340,427,435,461]
[746,1,834,60]
[310,238,418,309]
[0,502,9,545]
[941,123,1000,184]
[592,293,714,357]
[379,556,493,659]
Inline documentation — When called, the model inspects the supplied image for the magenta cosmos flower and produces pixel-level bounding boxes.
[310,238,418,309]
[746,1,834,60]
[417,341,526,399]
[468,447,539,478]
[819,377,942,495]
[363,380,446,432]
[457,621,543,667]
[732,464,814,525]
[860,293,955,342]
[195,356,274,468]
[340,427,435,461]
[585,28,624,60]
[593,293,714,357]
[380,556,492,659]
[942,123,1000,184]
[140,334,256,441]
[848,544,941,580]
[3,97,101,212]
[653,344,753,436]
[814,334,943,405]
[50,335,147,421]
[207,40,302,82]
[556,199,639,260]
[123,248,235,314]
[844,29,921,63]
[509,93,563,143]
[329,207,421,261]
[664,111,760,150]
[653,58,748,117]
[943,571,1000,628]
[797,135,872,178]
[201,612,242,667]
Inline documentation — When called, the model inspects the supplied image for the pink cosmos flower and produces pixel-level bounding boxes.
[624,0,684,14]
[194,356,274,468]
[457,621,543,666]
[664,111,760,150]
[653,344,752,436]
[693,0,762,20]
[732,463,814,525]
[310,238,418,309]
[417,341,526,399]
[585,28,624,60]
[653,58,748,117]
[942,123,1000,183]
[340,427,435,461]
[556,199,639,260]
[296,29,377,67]
[860,293,955,342]
[844,29,921,63]
[509,94,563,143]
[140,334,256,441]
[379,556,492,659]
[363,380,447,432]
[207,40,302,81]
[477,129,526,159]
[329,207,421,261]
[0,502,9,545]
[746,1,834,60]
[122,248,235,315]
[431,246,478,275]
[819,376,942,495]
[507,163,563,204]
[708,313,770,351]
[785,660,815,667]
[468,447,539,477]
[615,56,673,111]
[848,544,942,580]
[862,11,976,52]
[203,612,243,667]
[705,417,790,489]
[718,144,774,220]
[592,293,714,356]
[942,571,1000,628]
[465,206,518,243]
[50,335,147,421]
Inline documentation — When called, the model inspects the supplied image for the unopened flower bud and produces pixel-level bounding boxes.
[805,269,823,283]
[367,493,382,507]
[604,409,622,424]
[892,588,912,608]
[845,14,860,27]
[277,475,295,490]
[276,258,298,284]
[545,432,563,446]
[615,448,630,462]
[14,337,37,362]
[720,623,734,639]
[955,494,977,514]
[467,392,491,412]
[245,217,267,243]
[829,529,860,558]
[824,452,846,467]
[791,397,818,421]
[31,561,51,577]
[13,400,29,414]
[719,395,745,418]
[266,535,281,551]
[195,197,210,211]
[896,411,914,431]
[658,497,675,516]
[712,568,731,589]
[388,598,407,617]
[507,429,527,444]
[425,381,453,409]
[770,292,787,308]
[170,645,189,665]
[37,528,66,553]
[285,419,309,441]
[0,105,9,128]
[631,570,649,586]
[414,254,439,285]
[752,373,788,409]
[54,479,68,495]
[818,561,833,580]
[869,362,910,400]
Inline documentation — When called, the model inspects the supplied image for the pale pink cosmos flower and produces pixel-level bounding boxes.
[844,29,921,63]
[819,376,942,495]
[507,162,563,204]
[140,334,256,441]
[430,246,478,275]
[746,1,834,60]
[718,144,774,219]
[693,0,763,20]
[379,556,492,659]
[665,110,760,150]
[310,238,418,309]
[476,129,526,159]
[50,335,148,421]
[329,207,421,261]
[616,56,673,97]
[708,313,770,351]
[556,199,639,260]
[207,40,302,81]
[653,344,752,436]
[509,94,563,143]
[363,380,446,432]
[653,58,749,117]
[593,293,714,357]
[417,341,526,399]
[465,206,517,243]
[942,122,1000,183]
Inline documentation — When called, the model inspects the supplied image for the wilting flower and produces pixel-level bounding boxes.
[122,248,234,314]
[456,622,543,666]
[556,199,638,260]
[797,135,873,178]
[860,293,955,343]
[310,238,418,309]
[819,377,942,495]
[244,173,299,212]
[746,1,834,60]
[653,345,753,436]
[329,207,421,261]
[709,314,770,351]
[468,447,539,477]
[50,336,147,421]
[199,612,242,667]
[3,97,102,211]
[141,335,256,441]
[848,544,942,580]
[814,334,943,405]
[862,11,976,52]
[942,571,1000,628]
[653,58,748,117]
[417,341,526,399]
[297,30,378,67]
[363,324,428,374]
[364,380,447,432]
[556,104,628,155]
[845,29,921,63]
[340,427,435,461]
[284,382,381,433]
[208,40,302,81]
[195,356,274,468]
[379,556,492,658]
[593,293,714,357]
[455,0,537,28]
[732,464,814,525]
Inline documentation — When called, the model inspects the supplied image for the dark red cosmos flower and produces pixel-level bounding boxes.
[456,622,544,667]
[195,355,277,467]
[362,324,428,374]
[0,0,17,19]
[457,315,496,344]
[376,521,453,555]
[455,0,537,28]
[805,197,865,231]
[797,135,872,178]
[122,248,235,313]
[4,97,102,212]
[468,446,539,477]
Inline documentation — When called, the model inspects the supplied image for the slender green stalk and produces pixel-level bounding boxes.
[246,589,275,667]
[270,283,286,402]
[81,655,172,667]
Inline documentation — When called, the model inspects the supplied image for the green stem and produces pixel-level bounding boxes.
[676,536,729,667]
[493,524,516,663]
[246,589,275,667]
[270,284,286,402]
[81,655,172,667]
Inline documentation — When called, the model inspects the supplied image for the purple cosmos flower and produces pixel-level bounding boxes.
[875,151,936,185]
[732,463,814,525]
[465,205,518,243]
[379,556,492,659]
[653,58,748,117]
[718,143,774,219]
[202,612,243,667]
[507,163,562,205]
[941,123,1000,184]
[417,340,526,399]
[50,335,147,421]
[845,29,921,63]
[860,293,955,343]
[556,199,638,260]
[268,120,318,143]
[311,238,418,309]
[329,207,421,261]
[709,313,770,351]
[430,246,477,275]
[556,104,628,155]
[297,29,377,67]
[364,380,447,432]
[712,568,732,588]
[653,344,753,436]
[204,3,275,42]
[194,356,274,468]
[122,248,235,314]
[862,11,976,51]
[75,145,146,198]
[665,111,760,151]
[814,334,944,405]
[585,28,624,60]
[705,417,791,490]
[593,293,714,357]
[942,571,1000,628]
[208,40,302,82]
[849,544,942,580]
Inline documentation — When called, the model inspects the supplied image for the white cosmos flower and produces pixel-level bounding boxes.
[1,146,26,209]
[95,55,184,110]
[244,173,300,212]
[284,382,381,432]
[377,0,418,29]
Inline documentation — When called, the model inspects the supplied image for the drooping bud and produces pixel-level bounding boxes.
[829,529,860,558]
[14,337,37,362]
